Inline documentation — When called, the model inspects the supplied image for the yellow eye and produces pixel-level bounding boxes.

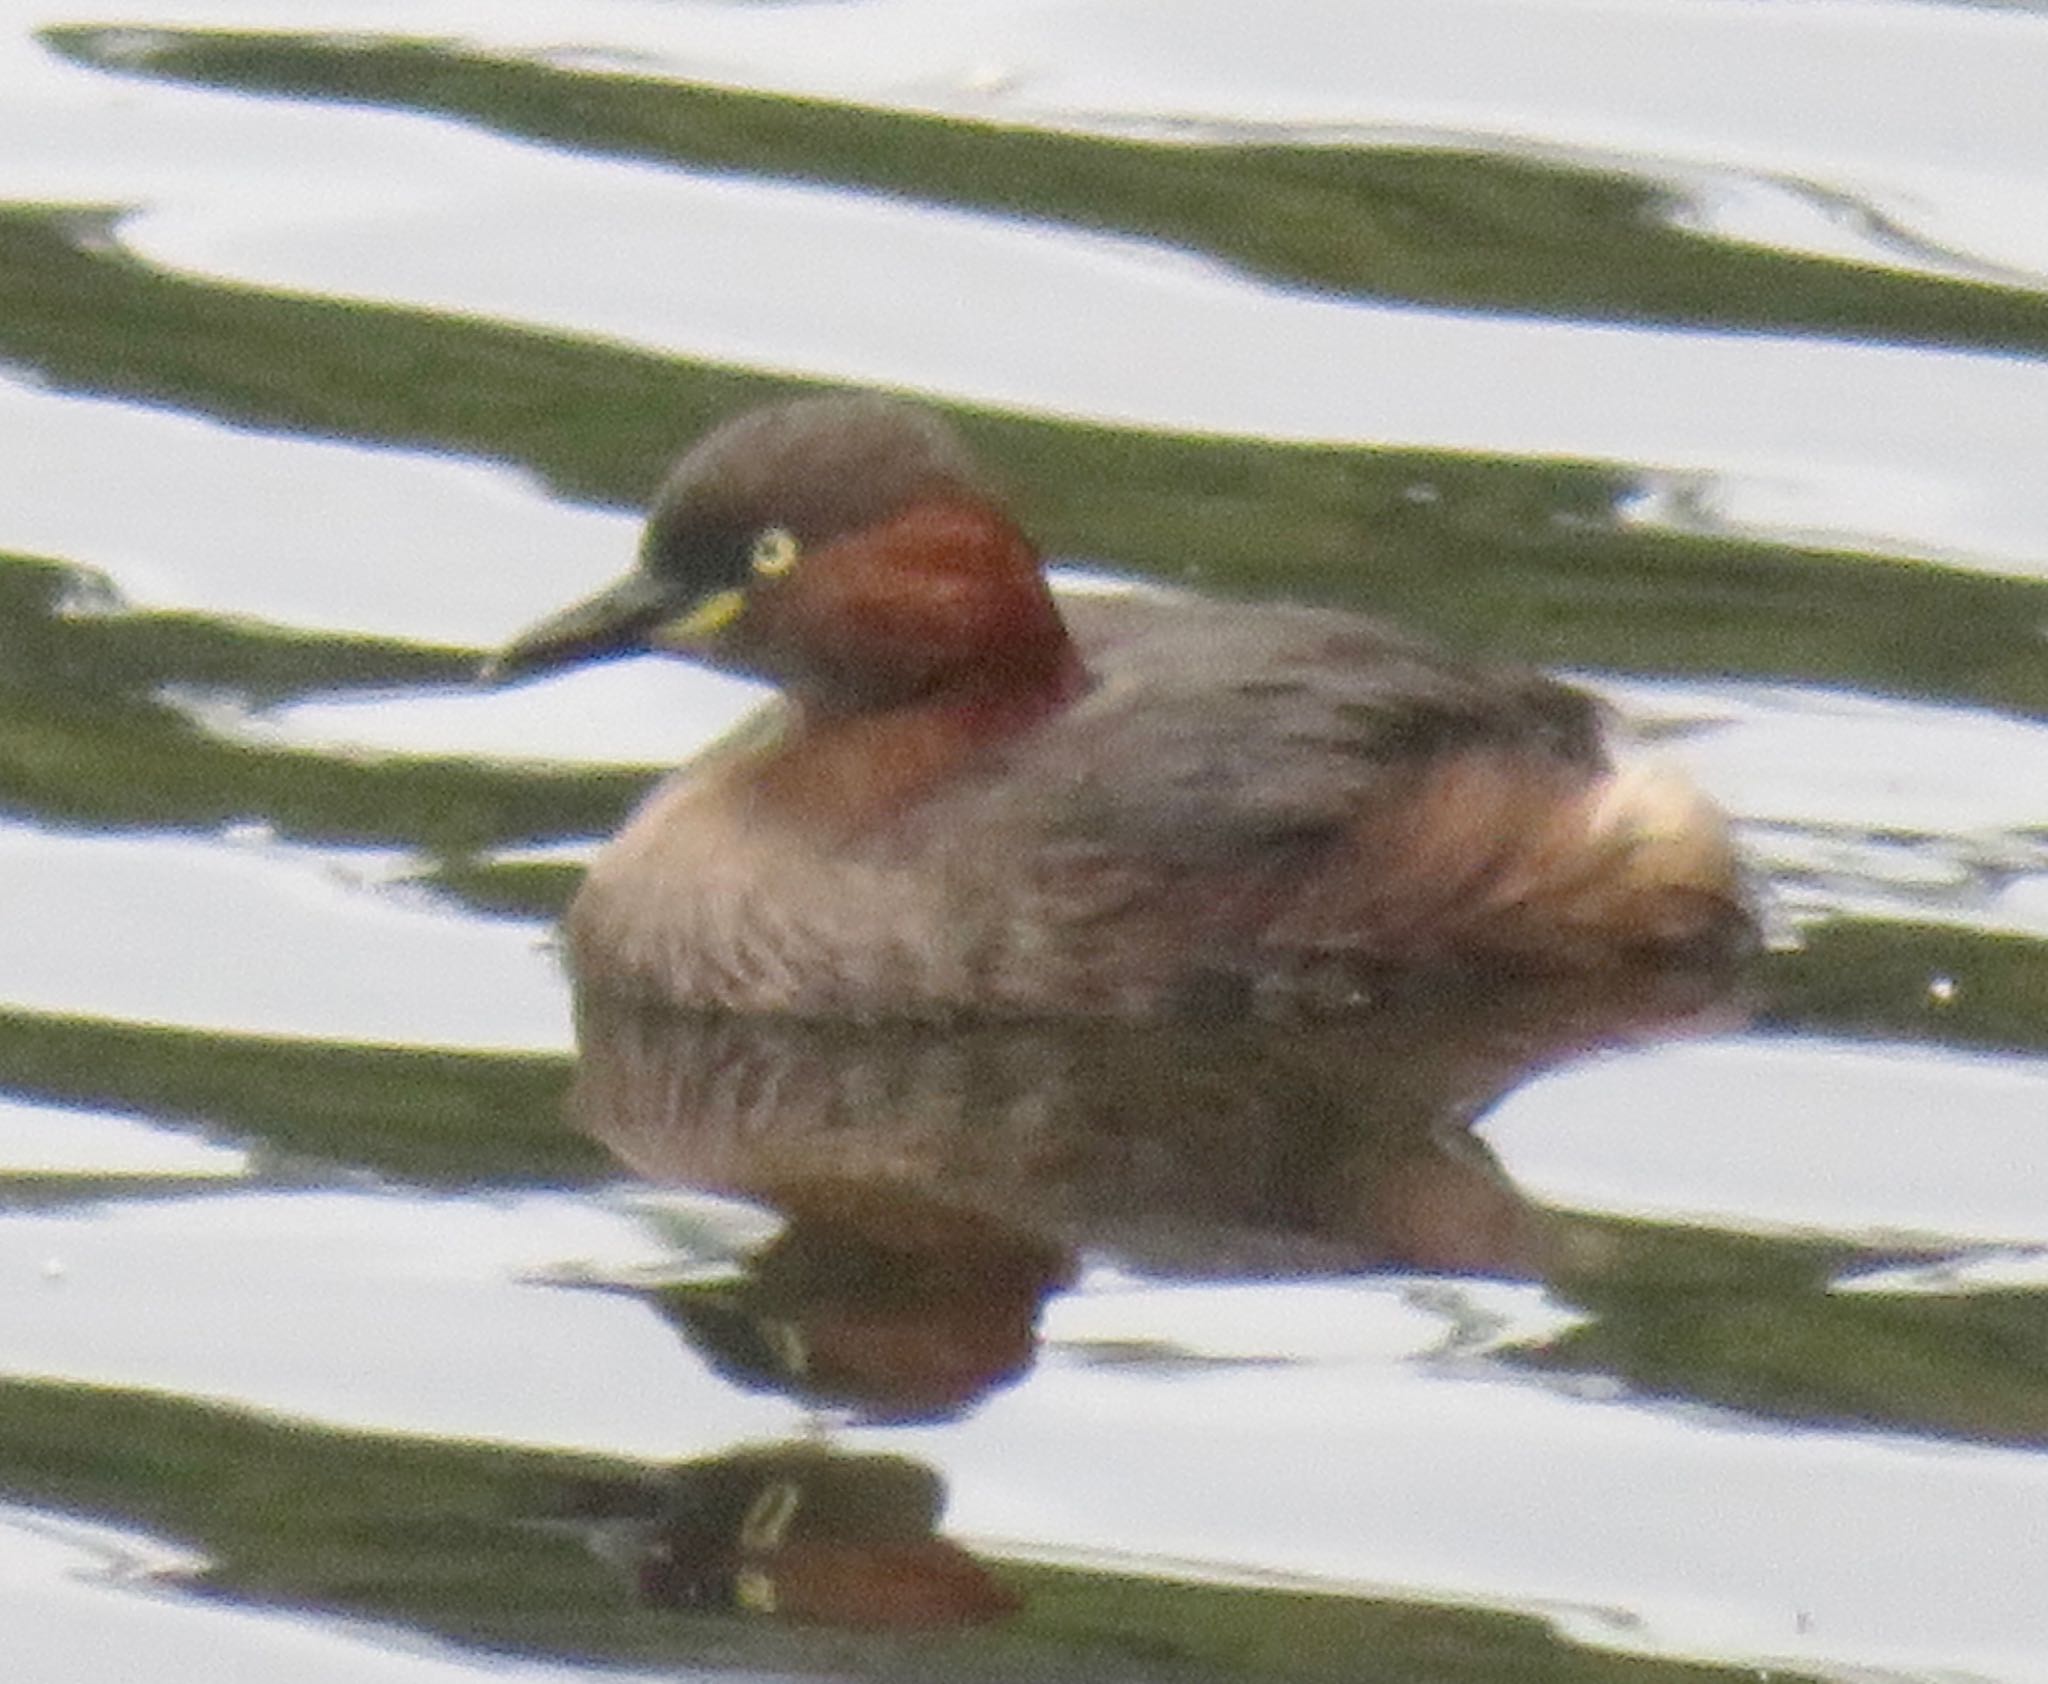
[750,526,800,578]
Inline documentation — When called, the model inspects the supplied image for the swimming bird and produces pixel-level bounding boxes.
[490,395,1750,1016]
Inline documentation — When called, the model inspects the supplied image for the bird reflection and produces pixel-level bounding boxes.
[550,1444,1018,1630]
[569,968,1742,1422]
[554,968,1740,1633]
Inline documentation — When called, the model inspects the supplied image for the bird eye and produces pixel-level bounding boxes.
[749,526,800,578]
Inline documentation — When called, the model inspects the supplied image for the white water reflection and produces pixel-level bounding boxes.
[0,1095,248,1179]
[0,821,570,1050]
[0,378,634,644]
[1043,1276,1583,1366]
[1486,1034,2048,1246]
[213,658,767,769]
[0,1188,770,1452]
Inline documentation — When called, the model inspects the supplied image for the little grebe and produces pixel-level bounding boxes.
[491,396,1752,1016]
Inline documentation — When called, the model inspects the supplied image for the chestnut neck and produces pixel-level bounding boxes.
[766,493,1085,723]
[742,495,1091,831]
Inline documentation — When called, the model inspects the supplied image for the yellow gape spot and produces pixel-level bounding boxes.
[661,588,745,646]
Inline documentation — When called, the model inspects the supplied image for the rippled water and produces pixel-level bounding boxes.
[4,3,2047,1681]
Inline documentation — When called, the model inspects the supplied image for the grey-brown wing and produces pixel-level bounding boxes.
[1014,595,1606,875]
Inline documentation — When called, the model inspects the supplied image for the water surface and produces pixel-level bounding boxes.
[3,3,2046,1681]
